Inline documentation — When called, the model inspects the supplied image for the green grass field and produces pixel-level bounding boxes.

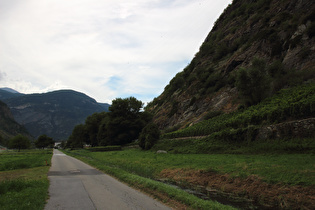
[66,148,314,186]
[65,147,314,209]
[65,148,237,209]
[0,150,52,210]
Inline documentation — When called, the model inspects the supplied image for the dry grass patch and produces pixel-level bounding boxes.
[160,168,315,209]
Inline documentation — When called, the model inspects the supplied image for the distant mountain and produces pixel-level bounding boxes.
[0,100,30,146]
[0,88,24,100]
[98,103,111,111]
[0,87,21,94]
[2,89,110,140]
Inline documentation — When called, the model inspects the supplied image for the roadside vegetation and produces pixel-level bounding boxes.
[65,147,314,209]
[0,149,52,210]
[163,83,315,140]
[64,149,236,209]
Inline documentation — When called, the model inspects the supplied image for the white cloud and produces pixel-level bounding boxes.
[0,0,231,103]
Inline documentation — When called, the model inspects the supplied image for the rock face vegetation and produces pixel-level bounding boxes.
[146,0,315,132]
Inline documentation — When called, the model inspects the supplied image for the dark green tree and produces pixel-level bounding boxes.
[85,112,107,147]
[8,134,31,151]
[103,97,151,145]
[139,123,160,150]
[59,141,66,149]
[35,134,54,149]
[97,114,110,146]
[67,97,152,147]
[67,124,87,148]
[109,97,143,118]
[0,134,4,146]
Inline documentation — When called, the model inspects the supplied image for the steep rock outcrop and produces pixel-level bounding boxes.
[147,0,315,130]
[257,118,315,140]
[0,100,30,141]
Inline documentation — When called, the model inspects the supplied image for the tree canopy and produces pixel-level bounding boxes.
[67,124,87,148]
[139,123,160,150]
[35,134,54,149]
[67,97,153,148]
[236,58,270,106]
[8,134,31,151]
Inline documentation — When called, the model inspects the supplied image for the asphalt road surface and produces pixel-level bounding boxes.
[45,149,171,210]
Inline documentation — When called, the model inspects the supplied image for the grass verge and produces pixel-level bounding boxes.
[64,148,314,208]
[152,137,315,155]
[64,149,236,209]
[0,149,52,210]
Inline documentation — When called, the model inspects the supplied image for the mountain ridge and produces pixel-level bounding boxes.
[0,88,24,100]
[1,89,110,140]
[0,87,21,94]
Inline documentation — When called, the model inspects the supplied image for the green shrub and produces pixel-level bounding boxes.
[204,111,223,120]
[87,146,122,152]
[213,42,229,61]
[235,58,270,106]
[0,180,49,210]
[139,123,160,150]
[168,101,179,117]
[8,135,31,151]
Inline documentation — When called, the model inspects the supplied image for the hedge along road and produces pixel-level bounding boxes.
[45,149,170,210]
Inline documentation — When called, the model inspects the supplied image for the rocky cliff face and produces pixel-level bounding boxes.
[257,118,315,140]
[4,90,109,140]
[147,0,315,130]
[0,100,30,141]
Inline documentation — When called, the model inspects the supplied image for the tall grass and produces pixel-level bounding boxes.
[65,149,235,209]
[0,150,52,210]
[65,148,314,209]
[66,148,315,186]
[0,179,49,210]
[0,150,52,171]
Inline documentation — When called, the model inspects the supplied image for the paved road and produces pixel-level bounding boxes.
[45,149,171,210]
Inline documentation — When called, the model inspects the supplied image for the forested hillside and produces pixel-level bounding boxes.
[146,0,315,130]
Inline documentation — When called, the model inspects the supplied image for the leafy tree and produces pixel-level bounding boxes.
[109,97,143,118]
[67,124,87,148]
[67,97,152,147]
[59,141,66,149]
[8,134,31,151]
[102,97,151,146]
[85,112,107,147]
[139,123,160,150]
[0,134,4,146]
[235,58,270,106]
[97,114,110,146]
[35,134,54,149]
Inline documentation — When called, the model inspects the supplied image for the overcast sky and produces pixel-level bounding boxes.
[0,0,231,104]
